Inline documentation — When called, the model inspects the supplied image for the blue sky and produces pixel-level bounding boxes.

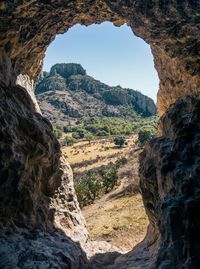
[43,22,159,102]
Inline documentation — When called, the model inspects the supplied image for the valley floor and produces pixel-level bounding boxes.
[62,134,137,173]
[62,135,148,251]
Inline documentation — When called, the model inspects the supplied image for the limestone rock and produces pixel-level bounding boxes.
[0,81,88,242]
[50,63,86,78]
[0,229,87,269]
[140,96,200,268]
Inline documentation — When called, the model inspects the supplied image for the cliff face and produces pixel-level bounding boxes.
[0,1,200,269]
[140,96,200,269]
[35,63,156,126]
[0,82,88,267]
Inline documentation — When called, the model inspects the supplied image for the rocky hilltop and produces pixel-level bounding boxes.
[35,63,156,126]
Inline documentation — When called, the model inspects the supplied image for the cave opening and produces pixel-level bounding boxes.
[35,22,159,251]
[1,1,199,268]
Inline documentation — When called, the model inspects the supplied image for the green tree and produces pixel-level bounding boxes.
[114,136,126,148]
[75,175,102,207]
[84,132,94,143]
[76,127,85,139]
[65,135,77,146]
[137,129,155,146]
[96,130,109,137]
[63,126,72,133]
[100,167,118,193]
[53,126,62,139]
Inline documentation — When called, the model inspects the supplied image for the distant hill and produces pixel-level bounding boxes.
[35,63,156,126]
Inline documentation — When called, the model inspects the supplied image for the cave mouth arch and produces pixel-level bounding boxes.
[0,1,200,268]
[36,21,159,251]
[4,1,199,117]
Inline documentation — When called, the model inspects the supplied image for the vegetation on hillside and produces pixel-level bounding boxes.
[114,136,126,148]
[75,158,128,207]
[53,116,157,142]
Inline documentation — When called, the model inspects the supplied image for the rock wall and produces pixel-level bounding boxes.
[0,1,200,268]
[140,96,200,269]
[0,81,87,240]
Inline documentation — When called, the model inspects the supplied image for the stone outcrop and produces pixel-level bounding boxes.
[0,1,200,269]
[50,63,86,78]
[0,81,88,267]
[0,230,87,269]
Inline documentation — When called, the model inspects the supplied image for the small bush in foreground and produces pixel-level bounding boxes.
[75,164,120,207]
[99,166,118,193]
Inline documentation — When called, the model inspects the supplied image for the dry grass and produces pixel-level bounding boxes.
[62,134,148,250]
[62,134,137,173]
[82,194,148,250]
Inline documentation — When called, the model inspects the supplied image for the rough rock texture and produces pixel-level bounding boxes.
[0,81,87,241]
[0,1,200,269]
[0,229,87,269]
[140,96,200,269]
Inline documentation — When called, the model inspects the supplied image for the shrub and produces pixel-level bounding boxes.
[96,130,109,137]
[75,175,102,207]
[114,136,126,148]
[72,127,86,139]
[137,129,155,146]
[99,167,118,193]
[72,132,80,139]
[75,164,120,206]
[76,127,85,139]
[53,126,62,139]
[84,132,94,142]
[65,135,77,146]
[63,126,72,133]
[116,157,128,167]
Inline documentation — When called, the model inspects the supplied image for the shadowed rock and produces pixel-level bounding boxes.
[140,96,200,269]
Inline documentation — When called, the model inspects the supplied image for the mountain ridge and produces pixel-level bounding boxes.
[35,63,157,127]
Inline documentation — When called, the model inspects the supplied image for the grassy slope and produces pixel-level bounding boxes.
[62,135,148,250]
[83,194,148,250]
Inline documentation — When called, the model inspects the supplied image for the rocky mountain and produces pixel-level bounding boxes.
[35,63,156,126]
